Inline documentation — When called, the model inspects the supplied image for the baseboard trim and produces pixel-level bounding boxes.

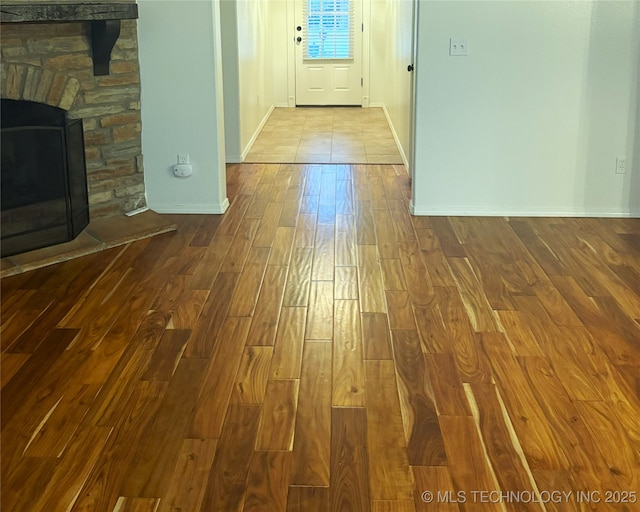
[409,205,640,218]
[241,104,276,161]
[377,103,409,169]
[149,198,230,215]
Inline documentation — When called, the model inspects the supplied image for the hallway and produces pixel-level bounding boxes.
[245,107,405,164]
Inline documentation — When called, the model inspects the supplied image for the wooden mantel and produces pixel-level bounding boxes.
[0,2,139,76]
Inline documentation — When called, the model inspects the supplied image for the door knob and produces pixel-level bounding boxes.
[297,26,302,31]
[407,64,414,72]
[297,36,302,43]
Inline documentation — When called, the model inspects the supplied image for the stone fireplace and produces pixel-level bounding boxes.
[1,1,146,228]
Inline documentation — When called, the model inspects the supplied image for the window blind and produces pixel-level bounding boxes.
[304,0,353,60]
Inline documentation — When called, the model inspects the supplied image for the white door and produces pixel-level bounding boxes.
[294,0,363,106]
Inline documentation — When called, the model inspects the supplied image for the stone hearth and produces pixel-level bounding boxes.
[1,210,177,277]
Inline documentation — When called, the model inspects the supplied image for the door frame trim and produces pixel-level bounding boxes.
[286,0,370,107]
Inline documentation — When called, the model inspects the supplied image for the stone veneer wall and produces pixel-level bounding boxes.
[0,19,146,218]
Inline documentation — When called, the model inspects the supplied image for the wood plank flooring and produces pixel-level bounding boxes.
[2,163,640,512]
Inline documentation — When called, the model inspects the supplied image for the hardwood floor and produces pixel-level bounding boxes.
[2,163,640,512]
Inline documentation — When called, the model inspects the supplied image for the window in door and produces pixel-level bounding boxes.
[304,0,353,60]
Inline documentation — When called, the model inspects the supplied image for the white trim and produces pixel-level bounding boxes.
[378,103,409,169]
[125,206,150,217]
[286,0,296,107]
[212,0,229,210]
[228,104,288,163]
[151,198,230,215]
[409,205,640,218]
[226,154,243,164]
[241,104,276,161]
[408,0,419,185]
[361,0,370,108]
[230,102,289,163]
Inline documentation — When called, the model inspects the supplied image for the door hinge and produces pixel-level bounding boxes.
[361,78,363,87]
[362,23,364,32]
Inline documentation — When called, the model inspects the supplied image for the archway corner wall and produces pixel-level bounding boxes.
[137,0,228,214]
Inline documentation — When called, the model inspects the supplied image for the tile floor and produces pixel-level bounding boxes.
[245,107,404,164]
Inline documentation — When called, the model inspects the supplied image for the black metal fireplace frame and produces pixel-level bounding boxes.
[1,99,90,257]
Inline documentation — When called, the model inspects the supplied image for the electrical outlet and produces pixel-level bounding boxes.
[177,154,190,165]
[615,156,626,174]
[450,38,468,56]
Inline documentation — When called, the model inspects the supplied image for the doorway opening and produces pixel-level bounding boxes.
[220,0,416,171]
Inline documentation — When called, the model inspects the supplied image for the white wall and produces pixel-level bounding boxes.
[268,0,290,108]
[369,0,414,164]
[412,0,639,217]
[137,1,638,217]
[236,0,269,153]
[138,0,228,214]
[222,0,289,162]
[221,0,242,162]
[633,16,640,213]
[578,0,640,215]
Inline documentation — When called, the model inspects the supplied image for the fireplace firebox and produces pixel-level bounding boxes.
[1,99,90,257]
